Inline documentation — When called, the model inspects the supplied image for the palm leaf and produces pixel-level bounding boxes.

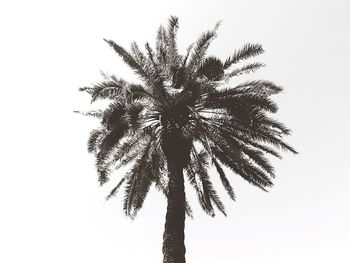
[123,141,154,218]
[187,21,221,72]
[106,176,127,200]
[223,43,264,69]
[226,62,265,78]
[212,158,236,201]
[73,110,103,118]
[104,39,147,80]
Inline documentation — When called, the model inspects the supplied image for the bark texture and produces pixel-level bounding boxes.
[162,161,186,263]
[162,130,190,263]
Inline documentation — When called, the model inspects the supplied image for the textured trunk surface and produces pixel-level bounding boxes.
[162,160,186,263]
[162,130,189,263]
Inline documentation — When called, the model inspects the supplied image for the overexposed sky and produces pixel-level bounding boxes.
[1,0,349,262]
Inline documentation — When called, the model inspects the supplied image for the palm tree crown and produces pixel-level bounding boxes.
[78,16,296,262]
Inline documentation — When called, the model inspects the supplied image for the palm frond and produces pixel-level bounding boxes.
[187,148,227,216]
[145,42,158,67]
[95,128,127,185]
[123,141,156,218]
[87,128,105,154]
[165,16,179,64]
[143,43,172,105]
[212,158,236,201]
[210,126,275,177]
[226,62,265,78]
[185,162,214,216]
[124,100,145,131]
[110,129,150,165]
[197,56,225,81]
[207,93,279,116]
[79,76,129,102]
[211,146,272,191]
[223,43,264,69]
[155,25,168,67]
[90,102,130,185]
[104,39,147,79]
[187,21,221,72]
[192,121,274,190]
[101,102,127,130]
[106,176,127,200]
[222,128,283,159]
[230,80,283,96]
[184,197,193,218]
[73,110,103,118]
[204,115,297,154]
[194,149,226,216]
[130,41,147,67]
[235,141,275,177]
[182,43,193,66]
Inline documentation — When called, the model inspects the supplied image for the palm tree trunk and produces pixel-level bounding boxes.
[162,159,186,263]
[161,129,190,263]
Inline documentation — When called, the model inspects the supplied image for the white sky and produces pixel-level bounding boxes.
[1,0,349,262]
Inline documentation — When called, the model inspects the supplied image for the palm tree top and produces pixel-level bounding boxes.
[78,16,297,219]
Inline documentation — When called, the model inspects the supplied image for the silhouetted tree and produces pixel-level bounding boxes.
[78,16,296,263]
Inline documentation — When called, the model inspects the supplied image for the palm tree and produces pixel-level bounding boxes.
[78,16,296,263]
